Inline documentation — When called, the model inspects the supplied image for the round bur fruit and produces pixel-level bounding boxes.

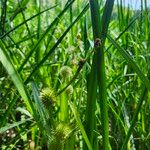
[60,66,72,79]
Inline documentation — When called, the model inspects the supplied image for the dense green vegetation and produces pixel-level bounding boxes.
[0,0,150,149]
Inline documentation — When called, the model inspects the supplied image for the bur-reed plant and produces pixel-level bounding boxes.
[0,0,150,149]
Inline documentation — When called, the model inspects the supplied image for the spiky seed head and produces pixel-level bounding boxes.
[77,33,81,40]
[60,66,72,79]
[55,123,72,140]
[40,88,56,108]
[65,85,73,96]
[49,137,63,150]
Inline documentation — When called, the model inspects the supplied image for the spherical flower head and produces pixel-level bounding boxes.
[60,66,72,79]
[55,123,72,140]
[49,123,73,149]
[77,33,81,40]
[40,88,56,107]
[65,85,73,96]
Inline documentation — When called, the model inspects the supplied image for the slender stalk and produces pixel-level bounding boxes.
[99,2,114,149]
[0,0,7,35]
[59,92,68,122]
[86,0,114,149]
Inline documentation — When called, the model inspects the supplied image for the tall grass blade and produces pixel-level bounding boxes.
[121,69,150,150]
[86,0,114,149]
[98,1,115,149]
[0,5,57,39]
[69,101,93,150]
[19,0,75,72]
[107,35,150,90]
[0,40,33,113]
[106,12,142,52]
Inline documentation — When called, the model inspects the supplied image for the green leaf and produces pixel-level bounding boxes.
[0,118,32,134]
[0,40,33,113]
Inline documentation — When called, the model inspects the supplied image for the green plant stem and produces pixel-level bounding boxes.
[59,92,68,122]
[86,0,114,149]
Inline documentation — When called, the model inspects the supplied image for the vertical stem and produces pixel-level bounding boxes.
[85,54,97,148]
[0,0,7,35]
[90,0,110,149]
[87,0,114,149]
[84,0,100,149]
[59,92,68,122]
[69,0,73,44]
